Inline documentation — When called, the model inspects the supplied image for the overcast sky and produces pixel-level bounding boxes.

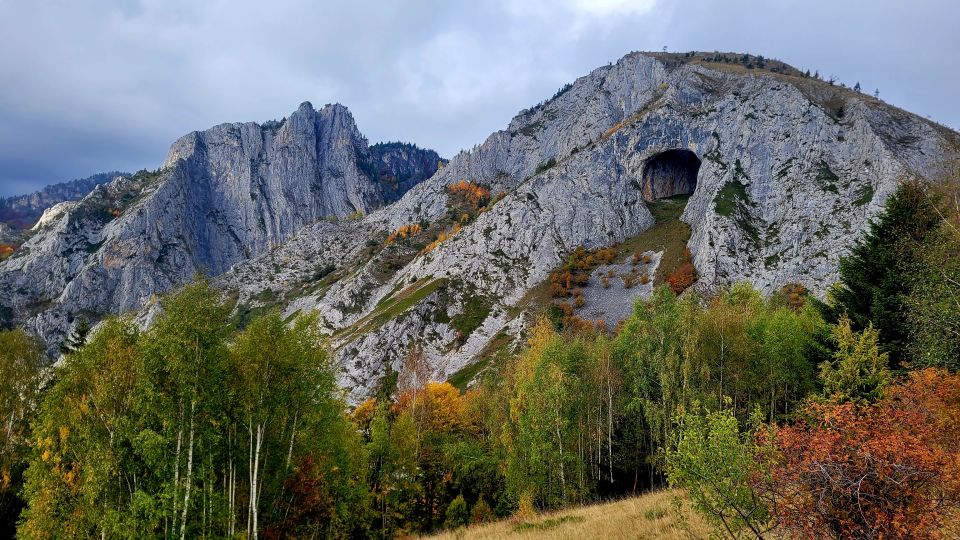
[1,0,957,197]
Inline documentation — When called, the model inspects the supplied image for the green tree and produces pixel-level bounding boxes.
[906,176,960,369]
[138,280,231,539]
[829,181,940,366]
[59,316,90,355]
[0,330,44,536]
[818,317,891,404]
[443,494,468,529]
[19,318,143,539]
[504,321,589,509]
[665,406,770,539]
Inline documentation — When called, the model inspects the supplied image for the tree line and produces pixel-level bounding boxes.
[0,177,958,538]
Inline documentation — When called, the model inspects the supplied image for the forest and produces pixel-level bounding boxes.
[0,179,958,539]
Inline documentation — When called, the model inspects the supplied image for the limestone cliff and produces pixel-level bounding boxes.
[2,52,957,399]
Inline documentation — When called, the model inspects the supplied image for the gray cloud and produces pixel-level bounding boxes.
[0,0,957,196]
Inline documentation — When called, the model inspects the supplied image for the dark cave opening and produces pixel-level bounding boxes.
[640,149,701,202]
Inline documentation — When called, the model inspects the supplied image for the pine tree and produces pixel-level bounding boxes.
[59,316,90,355]
[829,182,940,366]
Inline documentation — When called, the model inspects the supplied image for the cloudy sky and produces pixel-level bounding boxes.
[1,0,957,196]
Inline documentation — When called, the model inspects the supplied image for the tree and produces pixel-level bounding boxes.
[0,330,43,536]
[818,317,891,404]
[829,181,940,366]
[19,280,366,538]
[854,82,861,93]
[59,316,90,355]
[665,405,770,539]
[19,318,143,539]
[443,494,468,529]
[906,174,960,369]
[503,321,589,509]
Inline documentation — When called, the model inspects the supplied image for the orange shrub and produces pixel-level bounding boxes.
[572,289,585,308]
[779,282,809,311]
[422,224,461,253]
[757,368,960,539]
[448,180,491,208]
[666,248,697,294]
[385,223,422,245]
[0,244,15,260]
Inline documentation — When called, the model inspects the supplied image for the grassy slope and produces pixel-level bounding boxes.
[424,489,711,540]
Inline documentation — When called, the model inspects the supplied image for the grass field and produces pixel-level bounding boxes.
[424,489,712,540]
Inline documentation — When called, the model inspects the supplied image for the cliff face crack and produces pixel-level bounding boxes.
[640,149,701,201]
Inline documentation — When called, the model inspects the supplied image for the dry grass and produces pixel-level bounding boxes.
[423,489,712,540]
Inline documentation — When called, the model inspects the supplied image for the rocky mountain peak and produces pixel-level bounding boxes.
[2,51,958,398]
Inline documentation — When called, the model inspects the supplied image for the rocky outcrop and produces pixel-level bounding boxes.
[0,171,127,229]
[0,102,440,352]
[368,142,446,202]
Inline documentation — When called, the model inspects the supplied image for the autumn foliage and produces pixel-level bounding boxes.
[549,246,616,297]
[757,368,960,539]
[448,180,491,208]
[0,243,15,260]
[666,248,697,294]
[422,223,461,253]
[385,223,422,245]
[779,282,809,311]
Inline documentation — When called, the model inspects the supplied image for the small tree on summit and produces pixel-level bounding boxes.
[854,81,861,93]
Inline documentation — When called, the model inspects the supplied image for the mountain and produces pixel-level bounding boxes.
[1,51,957,400]
[0,102,443,348]
[0,171,128,230]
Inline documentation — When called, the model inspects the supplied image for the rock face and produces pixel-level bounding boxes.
[2,51,958,400]
[0,172,127,229]
[368,142,446,203]
[0,102,440,349]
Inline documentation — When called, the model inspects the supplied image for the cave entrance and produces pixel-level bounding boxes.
[640,149,701,202]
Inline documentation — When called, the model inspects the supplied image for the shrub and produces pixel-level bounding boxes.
[666,249,697,294]
[422,224,461,253]
[666,406,771,538]
[470,498,494,524]
[448,180,491,208]
[444,495,469,529]
[757,369,960,539]
[779,283,808,311]
[385,223,422,245]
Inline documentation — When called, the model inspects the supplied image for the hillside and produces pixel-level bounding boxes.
[0,50,957,398]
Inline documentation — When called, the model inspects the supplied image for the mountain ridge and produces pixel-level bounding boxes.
[0,171,129,230]
[1,51,957,400]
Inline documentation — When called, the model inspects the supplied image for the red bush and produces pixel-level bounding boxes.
[757,368,960,539]
[666,248,697,294]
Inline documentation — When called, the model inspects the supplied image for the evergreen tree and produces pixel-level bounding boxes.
[59,316,90,355]
[828,181,940,366]
[819,317,891,404]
